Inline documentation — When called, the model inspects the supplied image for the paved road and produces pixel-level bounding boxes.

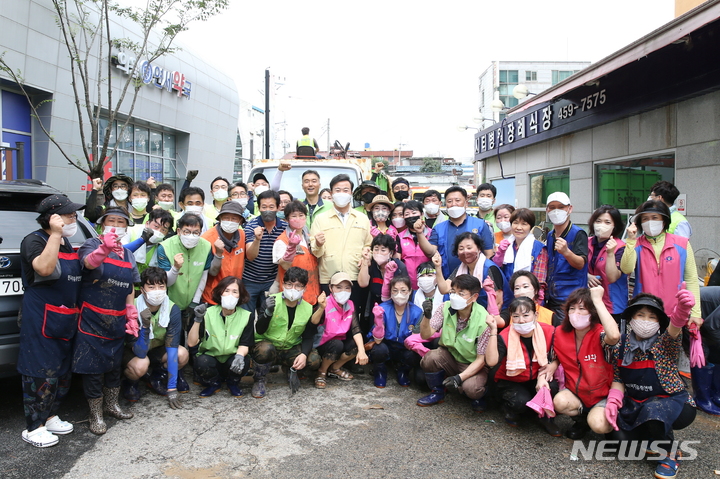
[1,370,719,478]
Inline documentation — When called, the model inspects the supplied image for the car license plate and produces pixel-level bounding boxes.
[0,277,24,296]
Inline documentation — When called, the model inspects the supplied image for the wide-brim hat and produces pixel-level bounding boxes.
[367,194,393,210]
[37,194,85,215]
[621,295,669,324]
[216,201,246,223]
[102,174,134,200]
[97,206,134,227]
[352,180,382,201]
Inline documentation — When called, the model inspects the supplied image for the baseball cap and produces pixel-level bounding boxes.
[37,194,85,215]
[546,192,571,206]
[330,272,352,286]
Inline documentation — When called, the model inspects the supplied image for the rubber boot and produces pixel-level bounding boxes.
[227,377,243,397]
[373,363,388,388]
[417,371,446,406]
[691,365,720,416]
[396,366,411,387]
[122,378,141,402]
[87,397,107,435]
[566,414,590,439]
[103,387,133,420]
[199,377,222,397]
[176,368,190,393]
[252,362,271,398]
[539,417,562,437]
[146,368,168,396]
[712,362,720,408]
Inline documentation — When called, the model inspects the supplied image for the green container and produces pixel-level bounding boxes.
[598,169,661,209]
[543,172,570,200]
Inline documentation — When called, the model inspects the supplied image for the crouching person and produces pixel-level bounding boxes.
[123,267,189,406]
[187,276,254,398]
[417,274,491,412]
[252,267,323,398]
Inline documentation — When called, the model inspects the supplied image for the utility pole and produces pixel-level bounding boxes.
[264,69,270,159]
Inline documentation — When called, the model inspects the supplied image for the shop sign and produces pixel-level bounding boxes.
[111,51,191,99]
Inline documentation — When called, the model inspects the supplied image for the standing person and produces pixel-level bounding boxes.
[367,194,396,238]
[296,126,320,156]
[277,190,293,220]
[358,234,408,323]
[397,200,432,289]
[127,181,152,224]
[300,170,328,228]
[476,183,498,232]
[123,208,173,276]
[178,186,210,232]
[493,204,514,246]
[352,180,383,218]
[73,207,140,435]
[390,202,407,236]
[244,190,288,319]
[416,274,491,412]
[203,176,231,223]
[228,182,254,222]
[586,205,628,315]
[153,183,182,221]
[84,174,134,225]
[649,180,691,238]
[422,190,447,229]
[418,186,494,279]
[201,201,246,305]
[319,188,332,202]
[18,195,84,447]
[392,178,412,202]
[544,192,588,320]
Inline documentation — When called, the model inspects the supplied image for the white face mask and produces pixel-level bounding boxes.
[283,288,304,302]
[447,206,466,219]
[547,209,569,225]
[220,220,239,234]
[144,289,166,306]
[180,234,200,249]
[158,201,174,210]
[478,198,493,211]
[424,203,440,215]
[184,205,203,215]
[213,189,228,201]
[332,192,352,207]
[112,189,128,201]
[131,198,148,211]
[392,293,410,306]
[254,185,269,196]
[642,220,664,237]
[61,222,78,238]
[593,222,613,239]
[449,293,468,310]
[234,197,249,208]
[497,221,512,233]
[630,318,660,339]
[391,217,406,228]
[149,229,165,244]
[513,320,536,335]
[417,276,437,293]
[333,291,351,305]
[221,294,239,310]
[103,225,127,239]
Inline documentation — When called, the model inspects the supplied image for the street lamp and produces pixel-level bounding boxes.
[512,84,538,100]
[457,125,481,132]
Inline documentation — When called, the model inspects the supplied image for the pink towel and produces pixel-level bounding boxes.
[526,386,555,418]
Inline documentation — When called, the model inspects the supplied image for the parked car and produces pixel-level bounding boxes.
[0,180,96,378]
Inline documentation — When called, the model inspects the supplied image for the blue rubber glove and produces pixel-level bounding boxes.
[132,324,151,358]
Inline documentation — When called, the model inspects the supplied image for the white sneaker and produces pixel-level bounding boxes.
[45,415,74,435]
[21,427,59,448]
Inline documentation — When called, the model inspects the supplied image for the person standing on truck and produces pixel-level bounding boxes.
[296,127,320,157]
[18,195,85,448]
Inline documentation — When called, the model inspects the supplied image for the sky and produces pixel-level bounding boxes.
[177,0,676,162]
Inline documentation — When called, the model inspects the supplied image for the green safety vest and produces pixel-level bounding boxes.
[439,302,488,364]
[668,210,686,235]
[127,224,159,275]
[298,136,314,148]
[161,235,211,310]
[148,299,176,350]
[254,292,313,350]
[198,306,251,363]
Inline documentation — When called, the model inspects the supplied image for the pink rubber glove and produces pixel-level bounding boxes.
[381,261,398,300]
[670,282,695,328]
[370,225,381,237]
[372,303,385,340]
[492,239,510,266]
[604,388,624,431]
[85,228,118,268]
[688,324,706,368]
[125,304,139,337]
[282,233,301,263]
[287,231,302,247]
[483,276,499,315]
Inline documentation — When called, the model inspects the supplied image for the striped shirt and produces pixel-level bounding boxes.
[244,216,288,283]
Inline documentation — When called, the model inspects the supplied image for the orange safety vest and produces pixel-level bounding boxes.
[201,227,246,304]
[276,231,320,305]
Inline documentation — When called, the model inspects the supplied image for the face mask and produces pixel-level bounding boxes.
[569,312,592,330]
[513,320,536,335]
[184,205,202,215]
[392,293,410,306]
[593,223,613,239]
[283,288,304,302]
[405,215,421,229]
[131,198,148,211]
[514,285,536,300]
[394,190,409,201]
[478,198,493,211]
[447,206,465,219]
[112,189,128,201]
[221,294,239,310]
[149,229,165,244]
[288,218,306,231]
[144,289,166,306]
[213,189,228,201]
[276,211,286,220]
[392,217,406,228]
[362,192,376,204]
[497,221,512,233]
[417,276,437,293]
[333,291,351,305]
[459,250,479,265]
[260,210,277,223]
[547,209,569,226]
[158,201,174,210]
[642,220,664,237]
[220,220,239,234]
[61,222,78,238]
[332,192,352,207]
[103,225,126,239]
[234,197,249,208]
[254,185,269,196]
[630,318,661,339]
[373,210,389,222]
[449,293,469,310]
[373,253,390,266]
[180,234,200,249]
[424,203,440,215]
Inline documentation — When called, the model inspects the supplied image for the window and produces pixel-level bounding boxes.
[552,70,576,85]
[529,169,570,224]
[491,177,516,206]
[526,71,537,82]
[480,89,485,108]
[1,90,33,179]
[499,69,519,109]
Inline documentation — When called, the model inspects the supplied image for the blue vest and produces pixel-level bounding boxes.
[501,239,545,282]
[546,224,588,303]
[379,300,423,344]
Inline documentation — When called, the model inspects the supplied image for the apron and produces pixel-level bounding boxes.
[72,253,134,374]
[17,233,82,378]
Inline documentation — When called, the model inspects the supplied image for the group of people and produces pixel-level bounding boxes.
[17,166,715,479]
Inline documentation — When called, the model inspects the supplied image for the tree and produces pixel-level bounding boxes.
[0,0,228,179]
[420,158,442,173]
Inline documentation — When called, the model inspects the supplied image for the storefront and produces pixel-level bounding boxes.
[0,0,239,202]
[474,1,720,266]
